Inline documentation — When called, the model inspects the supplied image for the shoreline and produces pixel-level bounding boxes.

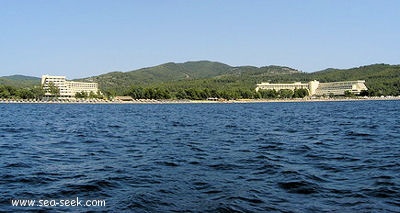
[1,96,400,104]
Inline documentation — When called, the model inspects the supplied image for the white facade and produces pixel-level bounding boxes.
[255,82,309,92]
[315,80,368,96]
[41,75,99,98]
[256,80,368,96]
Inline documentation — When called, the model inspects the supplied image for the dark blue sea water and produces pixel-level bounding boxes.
[1,101,399,212]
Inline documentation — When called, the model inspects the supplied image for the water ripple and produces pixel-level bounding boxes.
[0,101,399,212]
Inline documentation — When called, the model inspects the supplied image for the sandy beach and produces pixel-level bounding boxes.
[1,96,399,104]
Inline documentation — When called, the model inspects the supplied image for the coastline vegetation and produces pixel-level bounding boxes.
[0,85,45,100]
[0,62,399,101]
[95,62,400,99]
[0,83,365,101]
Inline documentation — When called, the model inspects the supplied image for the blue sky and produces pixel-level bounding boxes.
[1,0,399,79]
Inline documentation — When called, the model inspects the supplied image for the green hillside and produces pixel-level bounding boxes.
[80,60,299,93]
[0,75,40,88]
[309,64,400,96]
[0,75,42,99]
[76,61,399,98]
[119,63,399,99]
[1,62,399,100]
[264,63,400,96]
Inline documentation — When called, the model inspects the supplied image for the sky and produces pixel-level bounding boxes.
[1,0,399,79]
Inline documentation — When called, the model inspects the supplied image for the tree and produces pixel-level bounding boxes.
[0,85,12,98]
[31,86,45,100]
[359,90,369,96]
[201,88,211,99]
[344,90,353,97]
[254,91,262,99]
[127,86,144,99]
[47,82,60,99]
[96,91,104,99]
[237,89,253,99]
[143,88,155,99]
[175,89,188,99]
[279,89,294,99]
[89,91,97,99]
[75,91,88,99]
[259,89,278,99]
[293,88,309,98]
[185,88,200,100]
[16,88,34,99]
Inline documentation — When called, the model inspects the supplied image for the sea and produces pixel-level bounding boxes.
[0,100,399,212]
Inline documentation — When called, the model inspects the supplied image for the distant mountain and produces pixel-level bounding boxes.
[1,62,398,97]
[80,60,300,91]
[309,64,400,82]
[0,75,40,88]
[141,63,399,97]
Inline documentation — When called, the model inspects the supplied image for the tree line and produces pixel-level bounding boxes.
[0,85,45,100]
[120,86,310,100]
[0,83,103,100]
[0,80,395,101]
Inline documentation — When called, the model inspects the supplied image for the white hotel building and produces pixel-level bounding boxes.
[41,75,99,99]
[256,80,368,96]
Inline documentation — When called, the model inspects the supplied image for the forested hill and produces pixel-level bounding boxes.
[265,63,400,96]
[0,75,40,88]
[79,61,399,97]
[79,60,300,92]
[1,62,399,98]
[309,64,400,95]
